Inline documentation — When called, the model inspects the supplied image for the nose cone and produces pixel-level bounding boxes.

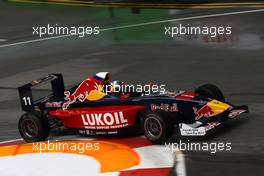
[207,99,231,116]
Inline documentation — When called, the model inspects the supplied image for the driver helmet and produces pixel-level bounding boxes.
[94,72,111,84]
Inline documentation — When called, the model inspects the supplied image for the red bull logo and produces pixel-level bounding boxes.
[62,79,104,110]
[193,104,214,120]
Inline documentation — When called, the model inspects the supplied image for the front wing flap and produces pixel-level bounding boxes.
[179,105,248,136]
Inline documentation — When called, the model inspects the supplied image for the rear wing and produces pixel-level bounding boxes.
[18,74,65,112]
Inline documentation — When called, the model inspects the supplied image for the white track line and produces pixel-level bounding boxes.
[0,138,23,144]
[175,150,187,176]
[0,9,263,48]
[0,39,7,42]
[0,35,71,48]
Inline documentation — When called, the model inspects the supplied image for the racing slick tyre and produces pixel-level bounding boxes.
[18,111,50,142]
[195,84,225,102]
[141,111,174,144]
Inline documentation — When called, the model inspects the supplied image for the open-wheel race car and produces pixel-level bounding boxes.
[18,73,248,143]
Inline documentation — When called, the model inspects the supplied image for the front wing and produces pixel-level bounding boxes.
[179,105,249,136]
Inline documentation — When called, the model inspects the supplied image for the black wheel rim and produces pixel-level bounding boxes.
[144,115,162,140]
[21,119,38,138]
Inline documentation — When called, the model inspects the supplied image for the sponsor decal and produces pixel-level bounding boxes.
[79,130,118,135]
[95,131,107,135]
[62,79,104,110]
[179,123,206,136]
[63,79,90,110]
[205,122,221,131]
[78,130,86,135]
[228,109,246,119]
[79,130,96,135]
[151,103,178,112]
[45,102,62,108]
[108,131,118,135]
[193,105,214,120]
[81,111,128,130]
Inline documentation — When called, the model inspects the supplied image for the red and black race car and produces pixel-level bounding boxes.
[18,73,248,143]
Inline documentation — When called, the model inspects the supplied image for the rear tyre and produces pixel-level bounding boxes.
[18,112,50,142]
[141,111,174,144]
[195,84,225,102]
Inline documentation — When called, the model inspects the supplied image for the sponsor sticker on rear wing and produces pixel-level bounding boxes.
[18,74,65,112]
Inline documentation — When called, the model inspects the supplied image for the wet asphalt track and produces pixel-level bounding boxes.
[0,1,264,176]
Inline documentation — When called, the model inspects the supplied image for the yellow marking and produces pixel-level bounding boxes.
[207,100,230,116]
[94,83,105,93]
[86,89,106,101]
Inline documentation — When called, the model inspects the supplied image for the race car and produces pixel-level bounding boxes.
[17,73,248,143]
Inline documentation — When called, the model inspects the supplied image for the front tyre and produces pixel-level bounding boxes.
[141,111,174,144]
[18,112,50,142]
[195,84,225,102]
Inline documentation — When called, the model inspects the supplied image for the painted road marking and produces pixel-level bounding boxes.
[126,145,174,169]
[0,140,140,172]
[0,153,102,176]
[8,0,264,8]
[0,39,7,42]
[0,34,72,48]
[175,150,186,176]
[0,137,182,176]
[0,138,24,146]
[0,9,263,48]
